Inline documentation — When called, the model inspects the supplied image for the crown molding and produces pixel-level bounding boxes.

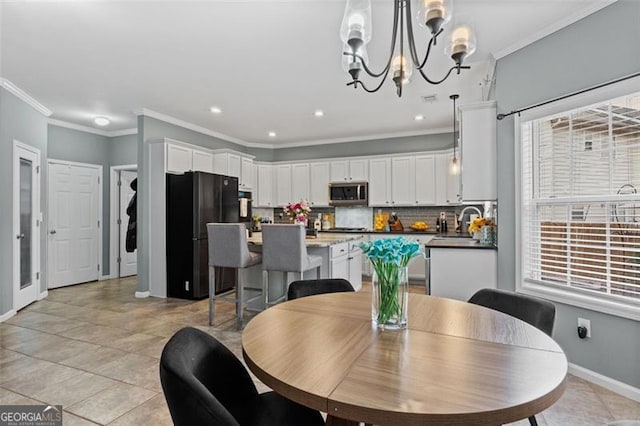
[270,127,453,149]
[134,108,452,150]
[493,0,618,59]
[0,78,52,117]
[108,128,138,137]
[134,108,253,147]
[48,118,137,138]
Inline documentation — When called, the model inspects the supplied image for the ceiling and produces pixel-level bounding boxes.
[0,0,614,147]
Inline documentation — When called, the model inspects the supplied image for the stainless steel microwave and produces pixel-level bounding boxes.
[329,182,368,206]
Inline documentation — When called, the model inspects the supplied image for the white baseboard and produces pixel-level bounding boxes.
[99,274,115,281]
[135,291,150,298]
[38,291,48,300]
[0,309,17,322]
[569,362,640,402]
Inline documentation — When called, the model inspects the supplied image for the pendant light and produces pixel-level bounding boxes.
[450,94,459,175]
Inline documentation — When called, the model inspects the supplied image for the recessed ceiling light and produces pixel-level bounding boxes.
[209,106,222,114]
[268,131,277,138]
[414,115,424,121]
[94,116,110,126]
[314,110,324,118]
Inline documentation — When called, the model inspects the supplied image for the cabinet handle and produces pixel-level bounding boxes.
[348,257,353,260]
[50,230,57,235]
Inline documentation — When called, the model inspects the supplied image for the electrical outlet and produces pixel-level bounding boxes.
[578,318,591,338]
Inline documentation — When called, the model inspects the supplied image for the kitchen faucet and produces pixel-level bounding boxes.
[457,206,483,232]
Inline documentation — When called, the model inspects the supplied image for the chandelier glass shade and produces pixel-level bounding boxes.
[340,0,476,97]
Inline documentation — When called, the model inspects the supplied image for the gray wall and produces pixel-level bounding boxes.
[270,133,453,162]
[494,0,640,388]
[48,125,112,273]
[0,88,48,316]
[109,134,137,166]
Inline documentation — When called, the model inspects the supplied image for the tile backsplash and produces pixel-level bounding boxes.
[256,204,490,232]
[334,207,373,229]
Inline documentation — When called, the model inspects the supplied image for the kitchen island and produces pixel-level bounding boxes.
[425,237,497,301]
[247,233,364,300]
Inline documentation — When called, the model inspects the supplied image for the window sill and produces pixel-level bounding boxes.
[518,281,640,322]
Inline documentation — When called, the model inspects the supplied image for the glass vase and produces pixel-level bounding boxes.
[480,225,494,245]
[371,265,408,329]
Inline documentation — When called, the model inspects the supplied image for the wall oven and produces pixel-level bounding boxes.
[329,182,368,206]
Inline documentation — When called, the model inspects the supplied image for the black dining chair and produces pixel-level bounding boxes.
[467,288,556,426]
[159,327,324,426]
[287,278,355,300]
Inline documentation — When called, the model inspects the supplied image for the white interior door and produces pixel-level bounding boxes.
[48,163,100,288]
[13,143,41,311]
[119,170,137,277]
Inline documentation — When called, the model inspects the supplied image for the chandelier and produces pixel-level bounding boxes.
[340,0,476,97]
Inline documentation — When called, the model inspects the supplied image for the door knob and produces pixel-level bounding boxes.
[50,230,56,235]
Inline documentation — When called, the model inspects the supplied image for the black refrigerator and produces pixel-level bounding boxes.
[166,171,239,299]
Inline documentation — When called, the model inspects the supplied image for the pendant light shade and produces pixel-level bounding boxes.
[450,94,459,176]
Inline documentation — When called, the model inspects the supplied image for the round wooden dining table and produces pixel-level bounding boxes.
[242,291,567,426]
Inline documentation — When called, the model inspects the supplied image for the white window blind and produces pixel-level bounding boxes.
[521,93,640,308]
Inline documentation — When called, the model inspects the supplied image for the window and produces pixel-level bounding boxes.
[518,90,640,319]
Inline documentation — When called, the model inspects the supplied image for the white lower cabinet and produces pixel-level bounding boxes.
[429,248,497,301]
[328,239,363,291]
[330,242,349,279]
[347,241,363,291]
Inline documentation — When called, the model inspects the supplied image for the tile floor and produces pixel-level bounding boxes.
[0,277,638,425]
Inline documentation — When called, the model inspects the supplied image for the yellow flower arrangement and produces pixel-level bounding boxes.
[468,217,494,233]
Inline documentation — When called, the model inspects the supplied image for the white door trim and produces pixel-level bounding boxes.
[13,140,41,311]
[47,158,103,282]
[109,164,137,278]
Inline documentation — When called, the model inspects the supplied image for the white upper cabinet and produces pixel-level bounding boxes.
[368,158,391,206]
[166,144,193,173]
[414,154,436,205]
[330,159,368,182]
[309,162,330,207]
[192,150,214,173]
[166,143,214,174]
[256,164,274,207]
[390,156,415,206]
[213,152,241,178]
[291,163,310,201]
[435,152,461,205]
[275,164,292,207]
[240,157,256,190]
[459,101,497,201]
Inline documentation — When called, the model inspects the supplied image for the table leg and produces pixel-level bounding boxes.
[325,415,359,426]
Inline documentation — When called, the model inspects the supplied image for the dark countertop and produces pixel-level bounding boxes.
[426,238,497,250]
[319,229,464,237]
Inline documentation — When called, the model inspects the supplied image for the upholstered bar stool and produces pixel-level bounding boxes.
[207,223,263,329]
[261,224,322,306]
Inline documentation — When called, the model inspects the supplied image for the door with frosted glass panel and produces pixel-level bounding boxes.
[13,143,40,310]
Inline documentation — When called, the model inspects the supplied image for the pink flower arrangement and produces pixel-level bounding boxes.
[283,200,311,223]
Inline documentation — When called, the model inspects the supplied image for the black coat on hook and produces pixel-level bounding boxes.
[125,178,137,253]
